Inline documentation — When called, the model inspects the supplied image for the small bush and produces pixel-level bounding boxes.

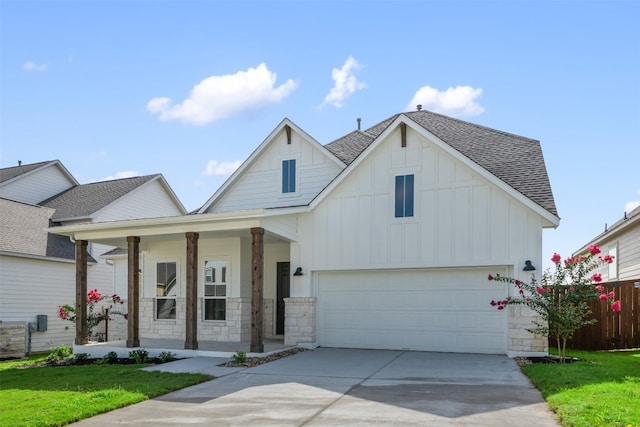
[46,344,72,363]
[129,349,149,364]
[72,353,90,363]
[231,351,247,364]
[158,351,176,363]
[101,351,119,364]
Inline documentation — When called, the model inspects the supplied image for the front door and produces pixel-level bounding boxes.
[276,262,290,335]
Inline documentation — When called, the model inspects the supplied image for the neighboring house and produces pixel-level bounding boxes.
[52,109,560,357]
[0,160,186,354]
[572,206,640,349]
[575,205,640,286]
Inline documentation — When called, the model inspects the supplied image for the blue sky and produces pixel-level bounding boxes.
[1,0,639,270]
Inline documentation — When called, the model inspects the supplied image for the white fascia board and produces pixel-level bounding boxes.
[574,210,640,255]
[310,114,559,228]
[197,118,346,214]
[49,209,267,240]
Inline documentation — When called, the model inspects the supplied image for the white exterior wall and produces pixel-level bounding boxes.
[93,179,183,222]
[207,130,343,213]
[0,251,116,353]
[295,126,543,294]
[0,165,74,204]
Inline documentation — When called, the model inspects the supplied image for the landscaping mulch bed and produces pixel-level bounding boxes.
[218,347,307,368]
[515,355,580,366]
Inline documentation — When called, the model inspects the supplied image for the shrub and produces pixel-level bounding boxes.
[158,351,176,363]
[101,351,119,364]
[46,344,72,363]
[129,349,149,364]
[231,351,247,364]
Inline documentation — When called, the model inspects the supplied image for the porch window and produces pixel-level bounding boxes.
[156,262,177,320]
[608,246,618,280]
[282,159,296,193]
[204,260,227,321]
[395,174,414,218]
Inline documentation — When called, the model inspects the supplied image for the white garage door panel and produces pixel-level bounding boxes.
[318,268,507,354]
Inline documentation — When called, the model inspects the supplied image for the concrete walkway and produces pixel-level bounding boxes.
[71,348,560,426]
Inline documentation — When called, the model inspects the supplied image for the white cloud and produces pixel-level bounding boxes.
[147,63,297,125]
[202,160,241,177]
[625,200,640,213]
[102,171,139,181]
[23,61,49,72]
[406,85,485,117]
[321,56,366,108]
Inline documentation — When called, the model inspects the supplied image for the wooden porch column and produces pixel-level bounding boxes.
[185,232,199,350]
[251,227,265,353]
[75,240,88,345]
[126,236,140,348]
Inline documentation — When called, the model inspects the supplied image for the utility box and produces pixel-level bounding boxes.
[36,314,47,332]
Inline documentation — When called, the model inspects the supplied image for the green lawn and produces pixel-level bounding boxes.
[521,349,640,427]
[0,357,212,427]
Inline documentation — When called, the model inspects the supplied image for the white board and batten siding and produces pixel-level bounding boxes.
[94,179,184,222]
[299,125,543,274]
[206,129,343,213]
[0,164,75,205]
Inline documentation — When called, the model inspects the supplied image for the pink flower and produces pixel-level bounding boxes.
[488,274,494,281]
[588,245,601,255]
[124,314,128,320]
[599,294,608,301]
[602,255,614,264]
[536,286,545,295]
[592,273,602,283]
[569,287,575,292]
[611,300,621,312]
[595,285,605,292]
[519,289,524,295]
[514,280,521,286]
[608,291,615,298]
[551,253,561,264]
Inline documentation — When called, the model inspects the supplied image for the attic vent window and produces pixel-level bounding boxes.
[400,122,407,148]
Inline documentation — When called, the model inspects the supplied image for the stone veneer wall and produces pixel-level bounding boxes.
[139,297,251,342]
[263,299,275,338]
[508,306,547,355]
[0,322,27,358]
[284,297,316,346]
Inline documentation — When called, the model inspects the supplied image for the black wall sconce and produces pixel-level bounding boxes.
[293,267,303,276]
[523,260,536,271]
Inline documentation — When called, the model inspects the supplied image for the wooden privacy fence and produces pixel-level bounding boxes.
[561,280,640,350]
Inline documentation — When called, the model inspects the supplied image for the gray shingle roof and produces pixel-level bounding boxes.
[0,198,95,262]
[41,175,158,220]
[324,110,558,218]
[0,160,56,183]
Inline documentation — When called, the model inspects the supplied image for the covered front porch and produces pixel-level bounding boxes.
[74,337,293,359]
[51,210,306,355]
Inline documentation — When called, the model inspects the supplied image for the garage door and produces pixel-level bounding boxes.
[317,268,507,354]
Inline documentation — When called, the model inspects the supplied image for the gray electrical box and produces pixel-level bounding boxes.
[36,314,48,332]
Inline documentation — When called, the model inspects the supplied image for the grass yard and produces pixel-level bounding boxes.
[0,356,212,427]
[521,348,640,427]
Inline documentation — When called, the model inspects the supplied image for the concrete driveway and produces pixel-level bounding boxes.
[71,348,559,426]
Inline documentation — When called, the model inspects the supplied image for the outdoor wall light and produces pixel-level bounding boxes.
[293,267,303,276]
[523,260,536,271]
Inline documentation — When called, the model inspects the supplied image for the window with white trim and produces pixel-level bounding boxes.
[204,260,227,321]
[156,262,177,320]
[282,159,296,193]
[395,174,414,218]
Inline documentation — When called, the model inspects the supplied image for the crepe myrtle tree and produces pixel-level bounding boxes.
[488,245,620,360]
[58,289,127,339]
